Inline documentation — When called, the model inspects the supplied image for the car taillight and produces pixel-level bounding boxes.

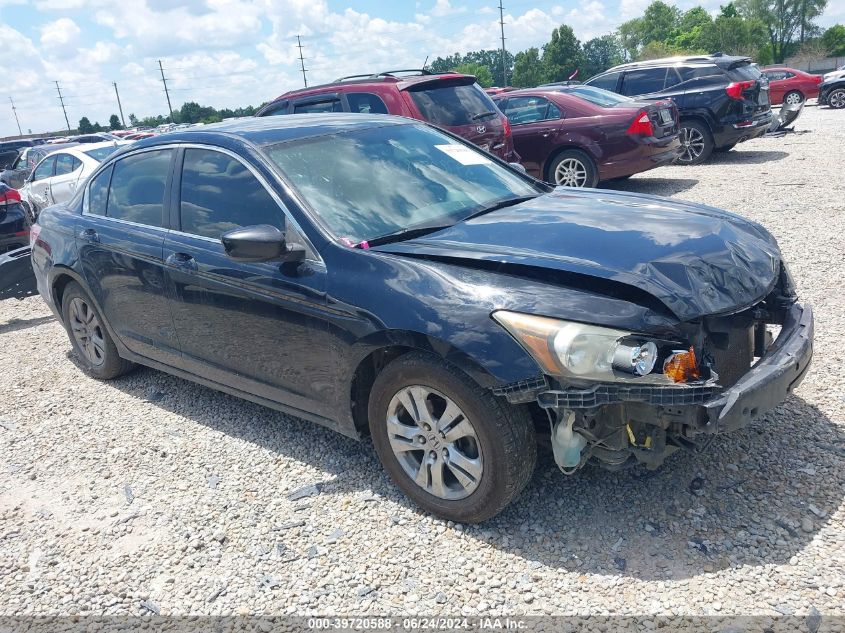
[726,80,755,99]
[503,117,512,138]
[626,111,653,136]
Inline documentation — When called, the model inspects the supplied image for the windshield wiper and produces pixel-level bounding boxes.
[461,195,537,221]
[364,224,451,248]
[471,111,497,121]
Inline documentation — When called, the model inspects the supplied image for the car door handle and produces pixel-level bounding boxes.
[80,228,99,243]
[166,252,198,271]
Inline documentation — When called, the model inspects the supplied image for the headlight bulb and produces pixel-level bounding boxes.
[612,341,658,376]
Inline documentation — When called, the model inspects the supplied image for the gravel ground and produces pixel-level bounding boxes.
[1,106,843,621]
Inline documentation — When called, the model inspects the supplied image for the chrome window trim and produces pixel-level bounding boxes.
[82,142,323,266]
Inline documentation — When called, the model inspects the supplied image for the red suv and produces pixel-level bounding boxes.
[256,70,518,162]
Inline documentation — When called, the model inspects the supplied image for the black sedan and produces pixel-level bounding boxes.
[30,115,813,522]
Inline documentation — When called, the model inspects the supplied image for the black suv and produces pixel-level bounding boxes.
[585,54,772,164]
[819,76,845,109]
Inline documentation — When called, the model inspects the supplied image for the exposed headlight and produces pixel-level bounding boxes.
[492,311,668,381]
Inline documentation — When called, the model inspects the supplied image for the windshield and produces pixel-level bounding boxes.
[83,145,121,162]
[408,81,499,126]
[263,123,540,243]
[566,85,634,107]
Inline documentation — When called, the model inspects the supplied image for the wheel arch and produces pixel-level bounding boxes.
[346,330,527,436]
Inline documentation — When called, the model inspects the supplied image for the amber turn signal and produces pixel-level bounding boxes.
[663,346,700,383]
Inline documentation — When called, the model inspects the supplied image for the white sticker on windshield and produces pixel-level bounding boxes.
[434,144,493,166]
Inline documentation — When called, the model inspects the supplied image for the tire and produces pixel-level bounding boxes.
[828,89,845,109]
[368,352,536,523]
[61,281,135,380]
[783,90,803,106]
[676,120,714,165]
[547,149,599,188]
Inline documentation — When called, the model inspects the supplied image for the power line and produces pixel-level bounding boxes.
[158,59,174,119]
[297,35,308,88]
[8,97,22,136]
[498,0,508,86]
[54,81,71,132]
[113,82,126,127]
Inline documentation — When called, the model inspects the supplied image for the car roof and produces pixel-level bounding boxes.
[601,54,751,74]
[128,113,411,150]
[269,70,474,101]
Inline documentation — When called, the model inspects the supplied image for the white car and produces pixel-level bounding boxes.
[21,141,130,218]
[824,64,845,82]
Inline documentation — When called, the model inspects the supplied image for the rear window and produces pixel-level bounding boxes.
[84,145,121,162]
[726,63,761,81]
[408,82,498,126]
[566,85,633,107]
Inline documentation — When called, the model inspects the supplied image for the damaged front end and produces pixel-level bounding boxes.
[493,265,814,473]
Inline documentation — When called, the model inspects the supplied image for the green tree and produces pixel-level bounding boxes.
[429,50,514,85]
[582,35,624,77]
[542,24,583,82]
[670,7,713,50]
[737,0,827,62]
[92,122,103,132]
[618,18,646,59]
[454,62,493,87]
[640,1,682,46]
[637,40,689,60]
[821,24,845,55]
[109,114,122,130]
[700,15,769,56]
[511,47,546,87]
[128,113,138,126]
[720,2,740,17]
[78,117,93,134]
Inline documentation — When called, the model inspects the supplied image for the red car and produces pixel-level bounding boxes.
[761,67,823,106]
[256,70,518,162]
[493,85,680,187]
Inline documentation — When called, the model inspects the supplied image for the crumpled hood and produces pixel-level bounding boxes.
[374,188,782,321]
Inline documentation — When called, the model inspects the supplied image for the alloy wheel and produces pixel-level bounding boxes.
[68,297,106,367]
[386,385,483,500]
[784,91,803,106]
[678,126,705,163]
[554,158,588,187]
[830,90,845,109]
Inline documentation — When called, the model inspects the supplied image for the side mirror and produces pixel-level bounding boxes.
[509,162,527,174]
[221,224,306,263]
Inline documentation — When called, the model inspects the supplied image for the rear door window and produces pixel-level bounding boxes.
[106,149,173,227]
[587,72,621,93]
[407,82,498,126]
[621,68,668,95]
[292,99,343,114]
[179,148,283,239]
[502,96,560,124]
[54,153,80,176]
[31,157,56,182]
[346,92,389,114]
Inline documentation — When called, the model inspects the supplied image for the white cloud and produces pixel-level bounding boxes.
[40,17,81,54]
[430,0,467,18]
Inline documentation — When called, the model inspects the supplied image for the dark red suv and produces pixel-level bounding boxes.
[256,70,518,162]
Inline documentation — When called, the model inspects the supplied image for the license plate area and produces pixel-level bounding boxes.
[658,108,673,125]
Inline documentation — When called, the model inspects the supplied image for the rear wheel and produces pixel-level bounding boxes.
[368,352,536,523]
[677,121,713,165]
[61,282,135,380]
[828,89,845,109]
[783,90,803,106]
[547,149,599,188]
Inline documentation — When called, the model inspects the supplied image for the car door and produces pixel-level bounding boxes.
[27,156,56,211]
[162,146,333,419]
[48,153,83,205]
[500,95,564,178]
[76,148,180,365]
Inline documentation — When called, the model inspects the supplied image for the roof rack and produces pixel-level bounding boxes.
[333,69,439,82]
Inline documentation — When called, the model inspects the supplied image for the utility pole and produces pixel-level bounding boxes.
[296,35,308,87]
[8,97,22,136]
[158,60,174,120]
[498,0,508,87]
[54,81,71,132]
[113,82,126,127]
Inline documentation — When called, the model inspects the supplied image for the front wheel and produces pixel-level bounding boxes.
[368,353,536,523]
[783,90,804,106]
[547,149,599,188]
[828,89,845,109]
[676,121,714,165]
